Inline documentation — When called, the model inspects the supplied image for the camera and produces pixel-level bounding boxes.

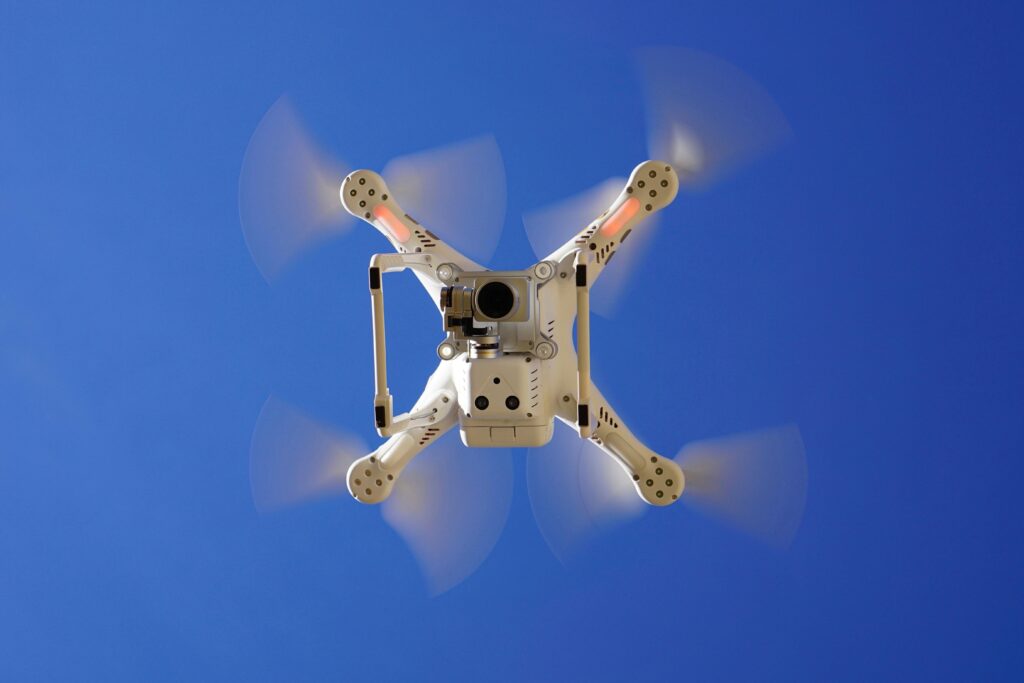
[440,275,531,339]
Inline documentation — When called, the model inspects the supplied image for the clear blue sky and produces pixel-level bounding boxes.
[2,1,1023,680]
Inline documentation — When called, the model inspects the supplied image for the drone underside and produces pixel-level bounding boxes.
[341,160,685,507]
[241,47,808,595]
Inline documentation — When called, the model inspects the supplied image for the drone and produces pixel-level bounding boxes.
[341,160,685,506]
[242,47,808,594]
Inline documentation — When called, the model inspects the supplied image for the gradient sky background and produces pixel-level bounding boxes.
[3,1,1023,680]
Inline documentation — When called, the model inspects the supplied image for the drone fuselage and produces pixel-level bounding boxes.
[339,161,685,507]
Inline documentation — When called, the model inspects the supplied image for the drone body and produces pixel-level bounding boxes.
[243,49,807,590]
[341,161,684,507]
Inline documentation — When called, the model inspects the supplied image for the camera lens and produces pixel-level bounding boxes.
[505,396,520,410]
[476,281,516,320]
[474,396,490,410]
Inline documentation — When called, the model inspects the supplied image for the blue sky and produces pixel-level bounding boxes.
[2,1,1023,680]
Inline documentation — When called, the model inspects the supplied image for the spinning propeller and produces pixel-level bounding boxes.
[250,396,514,596]
[523,47,791,316]
[239,96,507,281]
[241,47,802,595]
[527,425,807,563]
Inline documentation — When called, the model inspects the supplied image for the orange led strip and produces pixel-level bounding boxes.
[600,196,640,237]
[372,204,411,243]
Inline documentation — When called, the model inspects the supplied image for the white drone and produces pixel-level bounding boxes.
[242,47,807,594]
[341,160,684,505]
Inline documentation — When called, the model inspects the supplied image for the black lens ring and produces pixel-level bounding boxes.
[476,281,517,320]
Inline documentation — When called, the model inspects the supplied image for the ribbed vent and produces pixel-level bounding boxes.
[598,405,619,429]
[418,426,441,446]
[529,366,540,409]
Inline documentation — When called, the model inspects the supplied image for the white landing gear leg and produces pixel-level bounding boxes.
[583,384,685,506]
[347,363,457,504]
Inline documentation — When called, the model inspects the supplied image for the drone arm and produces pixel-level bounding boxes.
[341,169,482,283]
[347,362,458,504]
[571,382,684,507]
[545,160,679,285]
